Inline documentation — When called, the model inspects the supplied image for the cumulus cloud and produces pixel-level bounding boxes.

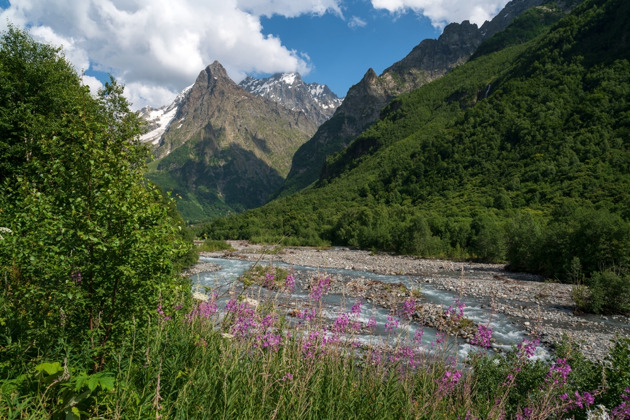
[348,16,367,29]
[0,0,342,109]
[80,75,104,95]
[371,0,509,27]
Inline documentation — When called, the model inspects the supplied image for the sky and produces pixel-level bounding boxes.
[0,0,509,110]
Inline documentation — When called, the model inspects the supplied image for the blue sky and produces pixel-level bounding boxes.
[0,0,508,109]
[259,7,439,96]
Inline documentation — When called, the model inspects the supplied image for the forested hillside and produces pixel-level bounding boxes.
[202,0,630,314]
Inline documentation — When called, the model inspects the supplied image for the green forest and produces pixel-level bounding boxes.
[201,0,630,315]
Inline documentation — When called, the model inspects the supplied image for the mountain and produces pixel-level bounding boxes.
[144,61,319,222]
[278,0,561,196]
[202,0,630,283]
[239,73,342,126]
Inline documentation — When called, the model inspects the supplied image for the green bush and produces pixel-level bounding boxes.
[586,270,630,315]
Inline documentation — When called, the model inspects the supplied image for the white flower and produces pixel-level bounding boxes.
[0,227,12,241]
[587,405,611,420]
[192,291,209,302]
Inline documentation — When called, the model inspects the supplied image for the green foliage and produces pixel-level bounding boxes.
[0,27,191,373]
[197,239,235,252]
[586,270,630,314]
[1,361,115,419]
[602,336,630,409]
[470,351,548,416]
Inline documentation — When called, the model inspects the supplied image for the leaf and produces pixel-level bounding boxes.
[66,406,81,420]
[87,375,99,392]
[98,374,115,391]
[35,362,63,375]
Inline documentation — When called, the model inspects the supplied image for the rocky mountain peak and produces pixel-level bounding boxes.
[238,71,342,126]
[191,61,234,94]
[205,61,230,79]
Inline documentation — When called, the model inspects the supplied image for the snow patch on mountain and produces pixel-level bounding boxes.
[239,72,343,125]
[138,85,192,144]
[280,73,298,85]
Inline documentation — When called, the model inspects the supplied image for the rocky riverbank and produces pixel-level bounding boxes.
[200,241,630,362]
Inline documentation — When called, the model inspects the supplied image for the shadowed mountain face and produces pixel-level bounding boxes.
[278,0,549,197]
[145,61,319,222]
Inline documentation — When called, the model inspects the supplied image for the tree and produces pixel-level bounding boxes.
[0,27,190,371]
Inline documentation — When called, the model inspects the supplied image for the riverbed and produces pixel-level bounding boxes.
[188,241,629,362]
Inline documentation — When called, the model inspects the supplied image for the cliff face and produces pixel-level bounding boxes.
[145,61,319,222]
[279,0,548,196]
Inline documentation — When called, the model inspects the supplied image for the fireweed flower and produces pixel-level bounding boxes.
[333,313,350,334]
[256,331,282,352]
[436,332,446,345]
[390,346,416,369]
[438,369,463,393]
[573,391,595,409]
[402,297,416,320]
[264,272,275,288]
[546,358,571,385]
[367,317,377,330]
[309,276,331,301]
[413,329,424,347]
[471,324,493,349]
[517,337,539,359]
[302,330,322,358]
[351,300,362,315]
[284,273,295,292]
[612,387,630,418]
[561,391,595,411]
[228,301,256,338]
[385,315,399,332]
[156,304,171,321]
[297,308,316,322]
[446,299,465,322]
[282,372,293,382]
[225,298,238,313]
[515,407,532,420]
[368,350,382,366]
[261,314,276,328]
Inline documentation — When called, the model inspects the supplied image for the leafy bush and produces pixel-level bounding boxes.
[0,26,190,373]
[197,239,235,252]
[586,270,630,315]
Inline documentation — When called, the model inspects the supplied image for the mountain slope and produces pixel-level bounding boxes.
[278,0,559,197]
[203,0,630,282]
[239,73,342,126]
[145,62,319,222]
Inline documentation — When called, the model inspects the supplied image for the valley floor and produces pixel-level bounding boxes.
[199,241,629,362]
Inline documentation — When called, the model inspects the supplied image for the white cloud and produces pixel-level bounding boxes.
[348,16,367,29]
[81,75,104,94]
[236,0,342,18]
[0,0,342,109]
[371,0,509,27]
